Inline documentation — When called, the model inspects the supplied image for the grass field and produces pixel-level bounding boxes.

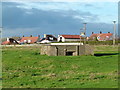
[2,45,118,88]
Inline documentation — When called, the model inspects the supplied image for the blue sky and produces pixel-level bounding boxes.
[2,1,118,37]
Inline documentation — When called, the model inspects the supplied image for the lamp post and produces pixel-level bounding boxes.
[113,21,116,46]
[83,23,87,45]
[80,28,83,44]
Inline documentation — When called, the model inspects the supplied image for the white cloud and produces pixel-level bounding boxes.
[2,27,40,37]
[2,1,118,24]
[2,0,119,2]
[15,2,81,11]
[25,11,33,15]
[74,15,83,19]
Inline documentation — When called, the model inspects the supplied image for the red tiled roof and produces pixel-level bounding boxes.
[98,33,113,41]
[90,34,99,38]
[61,35,81,39]
[98,33,112,37]
[90,33,113,41]
[20,37,39,43]
[1,41,10,45]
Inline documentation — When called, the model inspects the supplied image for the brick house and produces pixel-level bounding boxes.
[19,35,40,44]
[2,38,19,45]
[89,32,113,41]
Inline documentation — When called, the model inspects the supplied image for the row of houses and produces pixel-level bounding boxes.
[2,31,113,45]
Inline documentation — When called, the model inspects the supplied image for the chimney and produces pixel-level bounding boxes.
[100,31,102,34]
[92,32,94,34]
[108,32,110,33]
[38,35,40,39]
[44,34,46,38]
[7,38,9,42]
[30,35,32,37]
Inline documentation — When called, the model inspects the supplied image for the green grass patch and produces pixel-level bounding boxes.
[2,45,118,88]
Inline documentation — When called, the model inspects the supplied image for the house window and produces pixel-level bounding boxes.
[28,40,32,43]
[24,40,27,43]
[49,37,53,41]
[106,36,109,38]
[97,36,100,40]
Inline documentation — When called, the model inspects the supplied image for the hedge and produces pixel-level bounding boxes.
[63,40,120,45]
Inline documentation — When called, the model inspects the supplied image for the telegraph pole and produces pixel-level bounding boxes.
[80,28,83,44]
[83,23,87,45]
[0,1,2,45]
[0,26,1,90]
[0,1,2,89]
[113,21,116,46]
[0,27,2,45]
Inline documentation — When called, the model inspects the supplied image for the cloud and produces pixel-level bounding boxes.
[3,2,117,24]
[3,2,100,28]
[13,2,82,11]
[84,4,94,7]
[2,2,118,37]
[2,0,119,2]
[3,23,117,38]
[0,3,2,27]
[2,28,37,37]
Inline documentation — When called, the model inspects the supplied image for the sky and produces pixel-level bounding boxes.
[1,1,118,38]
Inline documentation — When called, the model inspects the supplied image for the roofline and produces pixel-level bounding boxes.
[66,38,80,39]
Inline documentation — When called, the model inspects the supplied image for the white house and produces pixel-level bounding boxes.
[58,35,82,42]
[37,34,57,43]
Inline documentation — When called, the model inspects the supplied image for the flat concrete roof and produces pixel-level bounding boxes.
[50,43,83,45]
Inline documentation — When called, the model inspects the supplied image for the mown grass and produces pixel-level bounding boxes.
[2,45,118,88]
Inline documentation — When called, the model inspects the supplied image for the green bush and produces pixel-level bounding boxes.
[60,40,119,45]
[86,40,119,45]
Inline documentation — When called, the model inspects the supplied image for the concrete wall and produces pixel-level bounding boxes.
[40,45,50,55]
[65,39,80,42]
[50,43,83,45]
[85,45,94,55]
[41,44,94,56]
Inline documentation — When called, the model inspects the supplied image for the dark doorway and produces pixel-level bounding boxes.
[59,37,62,42]
[66,51,74,56]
